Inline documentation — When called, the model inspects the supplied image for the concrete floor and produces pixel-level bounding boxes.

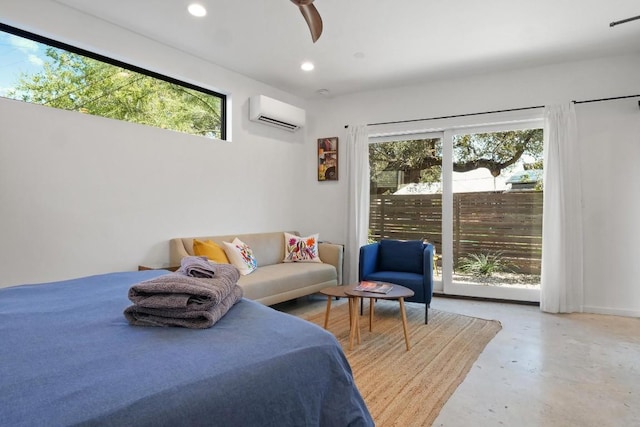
[280,295,640,427]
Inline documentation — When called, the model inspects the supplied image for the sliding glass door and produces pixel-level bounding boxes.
[368,119,543,302]
[441,123,543,301]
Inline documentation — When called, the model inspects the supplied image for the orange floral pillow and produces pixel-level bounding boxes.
[283,232,321,263]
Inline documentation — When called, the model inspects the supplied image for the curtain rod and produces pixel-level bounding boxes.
[344,105,544,129]
[609,15,640,27]
[572,94,640,104]
[344,92,640,128]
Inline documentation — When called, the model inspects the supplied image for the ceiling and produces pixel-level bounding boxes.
[54,0,640,99]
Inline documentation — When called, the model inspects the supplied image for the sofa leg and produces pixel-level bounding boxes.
[425,304,429,324]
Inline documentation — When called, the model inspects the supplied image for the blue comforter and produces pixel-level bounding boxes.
[0,271,373,426]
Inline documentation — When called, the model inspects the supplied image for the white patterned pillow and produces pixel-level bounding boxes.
[283,232,321,263]
[223,238,257,275]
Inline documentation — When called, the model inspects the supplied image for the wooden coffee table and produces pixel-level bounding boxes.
[345,283,415,351]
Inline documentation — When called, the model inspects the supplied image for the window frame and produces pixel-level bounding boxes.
[0,22,227,140]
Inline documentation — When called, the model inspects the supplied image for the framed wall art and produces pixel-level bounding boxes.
[317,137,338,181]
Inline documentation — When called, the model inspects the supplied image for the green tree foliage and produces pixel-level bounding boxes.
[9,47,222,139]
[453,130,542,177]
[370,138,443,185]
[369,129,543,187]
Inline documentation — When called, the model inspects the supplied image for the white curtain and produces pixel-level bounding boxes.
[540,104,584,313]
[344,125,370,285]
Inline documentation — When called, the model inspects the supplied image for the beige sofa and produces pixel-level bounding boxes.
[170,231,343,306]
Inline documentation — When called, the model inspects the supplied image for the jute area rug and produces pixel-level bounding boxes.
[300,299,502,427]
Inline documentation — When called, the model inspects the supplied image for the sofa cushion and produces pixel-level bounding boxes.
[238,263,336,301]
[377,239,423,274]
[283,232,321,263]
[223,238,257,275]
[193,239,230,264]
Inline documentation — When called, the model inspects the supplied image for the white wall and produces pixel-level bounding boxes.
[304,54,640,317]
[2,2,639,317]
[0,1,316,287]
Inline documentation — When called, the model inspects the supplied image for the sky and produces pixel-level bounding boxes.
[0,32,47,97]
[394,168,510,195]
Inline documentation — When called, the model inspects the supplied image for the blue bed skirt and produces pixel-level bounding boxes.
[0,271,373,426]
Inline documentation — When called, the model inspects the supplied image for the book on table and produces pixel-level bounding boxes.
[354,281,393,294]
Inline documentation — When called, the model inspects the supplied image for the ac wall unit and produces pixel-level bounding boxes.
[249,95,305,132]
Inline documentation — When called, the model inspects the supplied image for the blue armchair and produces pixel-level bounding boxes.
[359,239,434,324]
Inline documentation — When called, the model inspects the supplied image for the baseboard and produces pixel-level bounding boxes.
[432,292,539,306]
[582,305,640,317]
[431,294,639,317]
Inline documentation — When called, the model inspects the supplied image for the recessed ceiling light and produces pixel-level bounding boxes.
[188,3,207,17]
[301,61,315,71]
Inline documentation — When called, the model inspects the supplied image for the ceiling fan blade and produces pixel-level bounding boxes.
[298,3,323,43]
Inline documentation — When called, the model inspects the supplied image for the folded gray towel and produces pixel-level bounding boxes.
[178,256,217,278]
[124,285,243,329]
[128,264,240,311]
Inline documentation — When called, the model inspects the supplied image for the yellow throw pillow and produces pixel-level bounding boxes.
[193,239,230,264]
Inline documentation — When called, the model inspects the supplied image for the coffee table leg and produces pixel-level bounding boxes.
[349,297,359,350]
[356,300,361,344]
[399,297,411,351]
[348,296,360,344]
[323,296,332,329]
[369,298,374,332]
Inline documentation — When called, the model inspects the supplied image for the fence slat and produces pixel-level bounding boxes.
[369,191,543,274]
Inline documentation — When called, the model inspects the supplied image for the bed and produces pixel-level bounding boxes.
[0,270,373,426]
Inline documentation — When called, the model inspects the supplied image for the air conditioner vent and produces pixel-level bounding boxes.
[256,115,299,131]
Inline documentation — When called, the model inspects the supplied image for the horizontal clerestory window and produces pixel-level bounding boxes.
[0,23,226,140]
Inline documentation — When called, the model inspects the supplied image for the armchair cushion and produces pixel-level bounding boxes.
[377,239,424,274]
[364,271,426,302]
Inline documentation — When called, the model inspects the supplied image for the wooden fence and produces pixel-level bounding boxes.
[369,191,543,274]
